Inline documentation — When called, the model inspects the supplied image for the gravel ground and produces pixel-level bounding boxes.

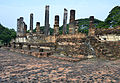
[0,48,120,83]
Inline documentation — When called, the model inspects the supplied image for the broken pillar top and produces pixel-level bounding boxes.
[89,16,94,21]
[55,15,59,18]
[55,15,59,21]
[19,17,24,21]
[89,16,95,29]
[70,9,75,23]
[64,8,68,13]
[70,10,75,13]
[17,18,20,21]
[45,5,49,10]
[36,22,40,25]
[30,13,33,33]
[30,13,33,16]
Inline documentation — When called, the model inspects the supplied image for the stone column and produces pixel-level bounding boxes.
[24,24,27,36]
[30,13,33,33]
[69,10,76,34]
[36,22,40,34]
[63,8,68,35]
[19,17,25,36]
[54,15,59,35]
[89,16,94,29]
[88,16,95,36]
[17,18,20,36]
[70,10,75,23]
[44,5,50,36]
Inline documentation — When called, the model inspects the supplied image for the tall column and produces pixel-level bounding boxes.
[69,9,76,34]
[30,13,33,33]
[89,16,94,29]
[36,22,40,33]
[54,15,59,35]
[70,10,75,23]
[24,24,27,36]
[63,8,68,35]
[44,5,50,36]
[17,18,20,36]
[88,16,95,36]
[19,17,24,36]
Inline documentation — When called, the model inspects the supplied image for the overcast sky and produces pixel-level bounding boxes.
[0,0,120,31]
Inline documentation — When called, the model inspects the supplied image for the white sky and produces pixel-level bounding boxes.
[0,0,120,31]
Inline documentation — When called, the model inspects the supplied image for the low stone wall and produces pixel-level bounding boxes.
[10,33,120,60]
[98,35,120,41]
[5,48,85,62]
[88,36,120,60]
[57,33,86,39]
[9,48,53,57]
[45,36,56,43]
[55,36,90,57]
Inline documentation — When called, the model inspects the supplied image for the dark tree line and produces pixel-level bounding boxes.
[0,24,16,45]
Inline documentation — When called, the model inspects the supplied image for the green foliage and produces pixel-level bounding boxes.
[59,24,69,35]
[105,6,120,28]
[77,18,104,34]
[50,28,54,35]
[0,24,16,44]
[30,26,54,35]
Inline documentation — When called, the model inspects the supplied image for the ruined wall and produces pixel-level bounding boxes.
[17,17,27,37]
[95,28,120,42]
[58,33,86,39]
[88,36,120,60]
[98,35,120,41]
[45,36,56,43]
[15,37,27,43]
[55,33,88,57]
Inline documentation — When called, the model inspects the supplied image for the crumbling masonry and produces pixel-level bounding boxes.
[10,5,120,60]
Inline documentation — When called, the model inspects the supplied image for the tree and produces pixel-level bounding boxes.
[0,24,16,44]
[105,6,120,28]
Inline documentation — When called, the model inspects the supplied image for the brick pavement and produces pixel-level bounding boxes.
[0,49,120,83]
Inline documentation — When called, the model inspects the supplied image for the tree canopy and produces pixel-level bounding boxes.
[104,6,120,28]
[0,24,16,44]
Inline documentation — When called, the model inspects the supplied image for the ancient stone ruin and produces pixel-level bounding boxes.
[10,5,120,60]
[63,8,68,35]
[44,5,50,36]
[30,13,33,33]
[54,15,59,35]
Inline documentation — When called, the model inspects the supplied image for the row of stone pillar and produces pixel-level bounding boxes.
[29,5,50,35]
[29,6,76,36]
[17,5,94,36]
[54,9,76,35]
